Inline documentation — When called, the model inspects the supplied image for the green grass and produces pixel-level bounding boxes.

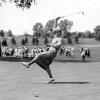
[0,38,100,100]
[0,60,100,100]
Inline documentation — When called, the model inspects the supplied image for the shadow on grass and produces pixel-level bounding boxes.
[0,57,98,63]
[48,81,91,84]
[54,59,92,63]
[0,57,32,62]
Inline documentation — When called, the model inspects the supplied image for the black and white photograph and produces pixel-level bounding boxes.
[0,0,100,100]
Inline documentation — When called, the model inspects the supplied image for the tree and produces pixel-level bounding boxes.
[0,42,2,57]
[24,36,28,44]
[73,32,81,44]
[11,37,16,45]
[59,19,73,37]
[21,38,26,45]
[94,25,100,40]
[0,30,5,37]
[0,30,6,47]
[88,32,93,38]
[75,36,78,44]
[32,36,39,45]
[45,20,56,38]
[7,30,17,46]
[0,0,37,9]
[21,36,28,46]
[32,36,35,45]
[24,32,30,37]
[67,37,72,44]
[33,22,43,37]
[39,27,47,38]
[59,19,73,31]
[2,38,7,46]
[45,20,55,32]
[35,37,39,45]
[83,30,93,38]
[44,36,49,45]
[7,30,13,37]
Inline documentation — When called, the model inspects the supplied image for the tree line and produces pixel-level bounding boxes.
[0,17,100,47]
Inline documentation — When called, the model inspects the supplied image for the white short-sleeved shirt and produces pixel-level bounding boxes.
[49,37,62,51]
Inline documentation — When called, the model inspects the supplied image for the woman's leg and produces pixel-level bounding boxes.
[28,51,52,66]
[22,51,55,83]
[22,54,41,68]
[46,67,53,78]
[45,67,55,83]
[28,54,40,66]
[22,51,50,68]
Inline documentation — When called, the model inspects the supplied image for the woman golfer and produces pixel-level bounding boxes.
[22,28,63,83]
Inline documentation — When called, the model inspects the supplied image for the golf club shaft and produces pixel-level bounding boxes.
[54,12,84,20]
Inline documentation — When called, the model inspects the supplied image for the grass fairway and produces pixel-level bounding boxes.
[0,61,100,100]
[0,38,100,100]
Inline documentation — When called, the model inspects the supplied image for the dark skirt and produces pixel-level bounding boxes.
[36,50,57,70]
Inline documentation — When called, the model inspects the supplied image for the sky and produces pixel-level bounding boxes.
[0,0,100,35]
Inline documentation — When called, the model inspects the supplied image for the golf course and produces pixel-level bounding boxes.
[0,38,100,100]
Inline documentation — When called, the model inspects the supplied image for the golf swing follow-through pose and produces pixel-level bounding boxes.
[22,30,63,83]
[21,12,84,83]
[22,17,63,83]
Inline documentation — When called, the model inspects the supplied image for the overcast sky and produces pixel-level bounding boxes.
[0,0,100,35]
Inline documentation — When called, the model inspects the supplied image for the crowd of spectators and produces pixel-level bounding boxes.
[0,45,90,62]
[59,45,91,61]
[80,46,90,61]
[1,46,49,59]
[59,46,74,57]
